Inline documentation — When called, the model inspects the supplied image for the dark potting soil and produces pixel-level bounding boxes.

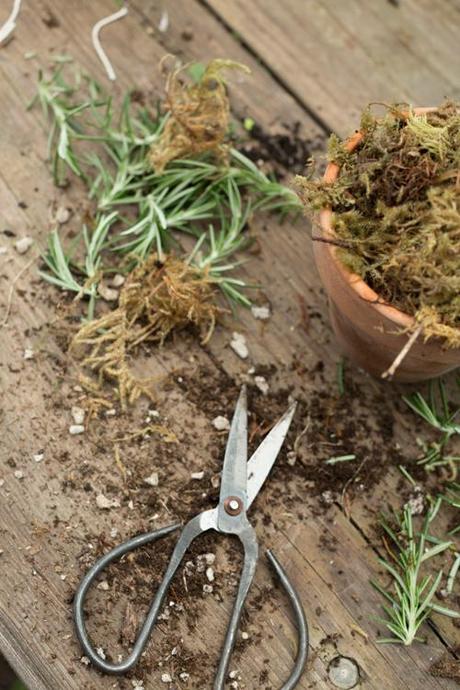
[429,649,460,682]
[240,120,325,179]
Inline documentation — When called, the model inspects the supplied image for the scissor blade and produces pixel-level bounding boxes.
[246,402,297,509]
[219,385,248,507]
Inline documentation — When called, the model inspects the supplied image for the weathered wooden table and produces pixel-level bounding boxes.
[1,1,459,688]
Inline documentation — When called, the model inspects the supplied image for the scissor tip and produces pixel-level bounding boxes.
[286,400,298,417]
[238,383,248,401]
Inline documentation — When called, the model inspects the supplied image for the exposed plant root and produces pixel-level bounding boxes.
[71,254,222,408]
[297,102,460,345]
[150,58,250,172]
[381,324,423,380]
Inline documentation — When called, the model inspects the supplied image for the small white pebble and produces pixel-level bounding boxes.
[230,332,248,359]
[0,479,4,487]
[287,451,297,466]
[241,631,249,640]
[204,553,215,565]
[80,656,90,666]
[73,384,83,392]
[98,282,119,302]
[128,499,134,510]
[131,680,144,688]
[55,206,70,225]
[69,424,85,435]
[33,453,44,463]
[206,566,215,582]
[321,490,334,505]
[179,672,190,681]
[14,470,24,480]
[203,584,213,594]
[158,9,169,32]
[144,472,159,487]
[148,408,160,418]
[60,574,66,581]
[0,246,7,255]
[161,673,172,683]
[105,408,116,416]
[97,580,110,591]
[251,305,270,320]
[191,471,204,480]
[97,647,106,660]
[111,273,125,288]
[23,348,34,360]
[96,494,120,510]
[110,527,118,538]
[71,406,85,425]
[254,375,269,395]
[229,670,239,679]
[15,237,33,254]
[55,206,71,224]
[0,550,4,556]
[212,415,230,431]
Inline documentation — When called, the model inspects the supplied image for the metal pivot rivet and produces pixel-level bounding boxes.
[328,656,360,689]
[224,496,243,516]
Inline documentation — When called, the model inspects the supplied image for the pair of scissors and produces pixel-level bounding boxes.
[74,386,308,689]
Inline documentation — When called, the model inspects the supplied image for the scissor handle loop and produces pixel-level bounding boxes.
[73,522,182,674]
[73,519,308,688]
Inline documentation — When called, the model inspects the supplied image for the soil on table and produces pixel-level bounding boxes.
[56,341,440,688]
[240,120,325,179]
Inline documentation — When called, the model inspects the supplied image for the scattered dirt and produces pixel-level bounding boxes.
[174,363,406,503]
[240,120,325,179]
[61,355,415,687]
[430,649,460,683]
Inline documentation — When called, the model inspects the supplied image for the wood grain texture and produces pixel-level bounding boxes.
[207,0,460,135]
[0,1,458,689]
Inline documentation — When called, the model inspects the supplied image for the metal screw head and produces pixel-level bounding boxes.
[328,656,360,689]
[224,496,243,516]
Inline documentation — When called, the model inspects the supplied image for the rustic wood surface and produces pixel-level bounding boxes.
[0,1,458,689]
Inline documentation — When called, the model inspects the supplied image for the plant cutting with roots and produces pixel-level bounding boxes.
[34,58,301,405]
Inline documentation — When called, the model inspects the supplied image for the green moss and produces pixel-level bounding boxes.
[296,102,460,346]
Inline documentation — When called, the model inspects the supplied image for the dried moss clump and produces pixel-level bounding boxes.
[297,103,460,346]
[71,255,222,408]
[150,59,250,172]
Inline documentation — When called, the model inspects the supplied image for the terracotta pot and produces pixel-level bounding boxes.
[313,110,460,382]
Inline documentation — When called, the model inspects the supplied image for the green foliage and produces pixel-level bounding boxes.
[372,503,459,645]
[10,682,28,690]
[404,379,460,474]
[34,65,300,310]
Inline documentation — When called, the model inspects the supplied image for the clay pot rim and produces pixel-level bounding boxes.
[318,106,439,330]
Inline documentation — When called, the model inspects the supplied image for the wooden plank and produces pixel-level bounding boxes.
[206,0,460,135]
[0,1,457,689]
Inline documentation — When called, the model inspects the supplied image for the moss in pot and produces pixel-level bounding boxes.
[297,103,460,382]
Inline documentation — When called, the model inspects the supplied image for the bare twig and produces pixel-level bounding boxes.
[91,6,128,81]
[381,324,423,380]
[311,235,351,249]
[0,0,22,44]
[0,255,37,328]
[341,457,368,518]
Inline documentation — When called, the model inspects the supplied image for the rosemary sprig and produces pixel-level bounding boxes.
[35,65,301,308]
[41,212,118,318]
[404,379,460,474]
[372,504,459,645]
